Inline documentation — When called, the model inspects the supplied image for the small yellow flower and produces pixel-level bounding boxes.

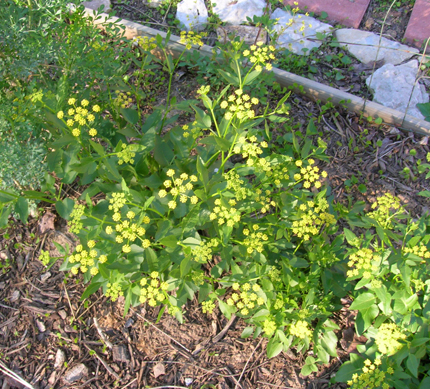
[57,111,64,119]
[89,128,97,137]
[81,99,89,107]
[68,98,77,105]
[72,128,80,137]
[92,105,101,112]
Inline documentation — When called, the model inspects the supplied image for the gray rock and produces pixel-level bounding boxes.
[81,0,111,12]
[335,29,419,65]
[64,363,88,383]
[216,25,267,45]
[176,0,208,31]
[270,8,332,55]
[212,0,266,25]
[366,60,429,120]
[54,349,66,369]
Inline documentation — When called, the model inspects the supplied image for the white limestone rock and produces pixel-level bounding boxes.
[81,0,111,12]
[176,0,208,31]
[366,60,429,120]
[270,8,332,55]
[212,0,266,25]
[335,29,419,65]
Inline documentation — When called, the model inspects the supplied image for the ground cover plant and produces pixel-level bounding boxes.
[1,1,430,388]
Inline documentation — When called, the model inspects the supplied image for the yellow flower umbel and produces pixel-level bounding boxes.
[242,41,276,71]
[293,159,327,189]
[69,203,85,234]
[347,358,392,389]
[158,170,199,210]
[242,225,269,254]
[219,92,260,121]
[263,319,277,337]
[105,282,123,302]
[132,35,157,51]
[106,194,151,253]
[375,323,406,355]
[368,193,404,229]
[403,243,430,261]
[117,143,141,165]
[56,95,100,138]
[223,170,249,201]
[291,197,335,241]
[289,320,312,339]
[114,91,133,109]
[226,282,265,316]
[139,272,168,307]
[254,188,276,214]
[202,300,216,315]
[346,248,379,279]
[68,241,105,276]
[191,239,218,263]
[209,198,241,227]
[179,31,207,50]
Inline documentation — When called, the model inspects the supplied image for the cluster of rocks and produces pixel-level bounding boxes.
[82,0,428,120]
[174,0,428,120]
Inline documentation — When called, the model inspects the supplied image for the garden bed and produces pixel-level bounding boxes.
[1,1,430,389]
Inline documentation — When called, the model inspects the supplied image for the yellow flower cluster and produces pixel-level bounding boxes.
[224,170,248,201]
[220,90,260,121]
[117,143,138,165]
[105,282,123,302]
[368,193,403,229]
[292,198,335,240]
[57,97,99,138]
[39,250,50,266]
[263,319,277,336]
[289,320,312,339]
[243,41,276,71]
[403,243,430,260]
[233,135,268,164]
[254,188,276,213]
[192,239,218,263]
[265,163,289,186]
[268,266,282,283]
[69,203,85,234]
[375,323,406,355]
[179,31,207,50]
[114,91,132,109]
[182,122,202,139]
[209,198,241,227]
[105,209,150,253]
[108,192,127,214]
[139,272,168,306]
[191,270,205,286]
[132,35,157,51]
[226,282,265,316]
[293,159,327,189]
[347,359,390,389]
[158,170,199,210]
[202,300,216,315]
[69,241,105,276]
[346,248,379,279]
[242,225,268,254]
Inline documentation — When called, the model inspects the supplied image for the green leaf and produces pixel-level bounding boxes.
[417,102,430,121]
[243,69,261,86]
[120,108,139,125]
[197,156,209,190]
[124,286,132,316]
[356,304,379,335]
[218,69,238,85]
[267,338,283,359]
[89,140,105,157]
[241,327,254,339]
[306,119,318,136]
[350,292,376,310]
[200,135,231,152]
[406,354,419,378]
[14,197,29,223]
[81,282,103,300]
[300,356,318,376]
[55,198,75,220]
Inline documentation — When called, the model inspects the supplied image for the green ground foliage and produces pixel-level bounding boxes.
[1,1,430,388]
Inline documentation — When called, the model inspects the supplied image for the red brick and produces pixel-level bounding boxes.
[404,0,430,49]
[283,0,371,29]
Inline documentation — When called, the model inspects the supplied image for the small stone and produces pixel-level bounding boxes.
[124,318,134,328]
[270,8,332,55]
[216,26,267,45]
[364,17,374,29]
[58,310,67,320]
[81,0,111,12]
[176,0,208,31]
[0,250,11,260]
[212,0,266,25]
[389,127,401,135]
[185,378,193,386]
[366,60,429,120]
[48,371,56,386]
[40,272,51,283]
[36,319,46,333]
[153,362,165,378]
[10,290,20,303]
[385,29,397,39]
[64,364,88,383]
[419,136,429,145]
[334,29,419,65]
[54,349,66,369]
[112,345,130,363]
